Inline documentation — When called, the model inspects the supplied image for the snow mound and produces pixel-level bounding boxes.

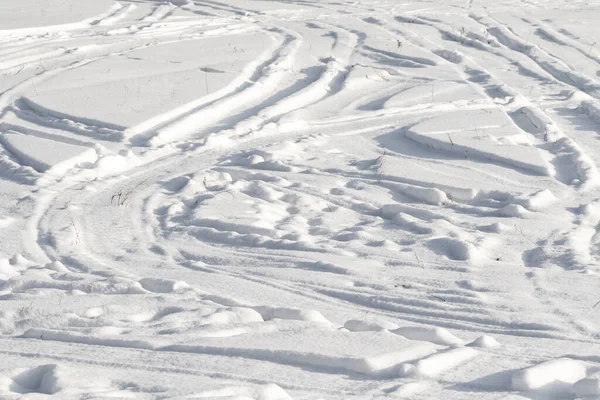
[469,335,500,348]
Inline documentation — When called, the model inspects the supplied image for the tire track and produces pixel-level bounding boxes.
[391,12,599,189]
[131,27,302,145]
[473,14,600,100]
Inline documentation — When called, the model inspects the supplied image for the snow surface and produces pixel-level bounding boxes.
[1,0,600,398]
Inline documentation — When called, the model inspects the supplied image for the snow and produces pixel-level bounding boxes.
[412,347,481,377]
[511,358,588,391]
[0,132,98,175]
[469,335,500,348]
[391,326,464,346]
[574,378,600,399]
[2,0,600,398]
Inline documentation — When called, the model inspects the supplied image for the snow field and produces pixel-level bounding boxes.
[1,0,600,398]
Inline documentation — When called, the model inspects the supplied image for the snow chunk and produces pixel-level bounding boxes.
[407,109,552,176]
[412,347,480,377]
[382,182,449,205]
[358,346,436,376]
[497,204,529,217]
[2,365,61,395]
[201,171,233,189]
[0,364,110,395]
[386,382,428,397]
[344,319,399,332]
[200,308,264,326]
[523,189,556,211]
[512,358,588,391]
[246,154,265,165]
[94,151,139,177]
[434,49,464,63]
[0,217,14,229]
[189,384,292,400]
[479,222,509,233]
[44,261,69,273]
[9,254,32,266]
[138,278,190,294]
[0,132,97,176]
[254,306,331,324]
[427,237,478,261]
[83,307,104,318]
[392,326,464,345]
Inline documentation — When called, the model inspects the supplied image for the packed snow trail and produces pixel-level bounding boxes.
[1,0,600,398]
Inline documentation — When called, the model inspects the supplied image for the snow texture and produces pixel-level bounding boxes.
[1,0,600,398]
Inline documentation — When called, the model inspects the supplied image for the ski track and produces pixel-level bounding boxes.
[1,0,600,399]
